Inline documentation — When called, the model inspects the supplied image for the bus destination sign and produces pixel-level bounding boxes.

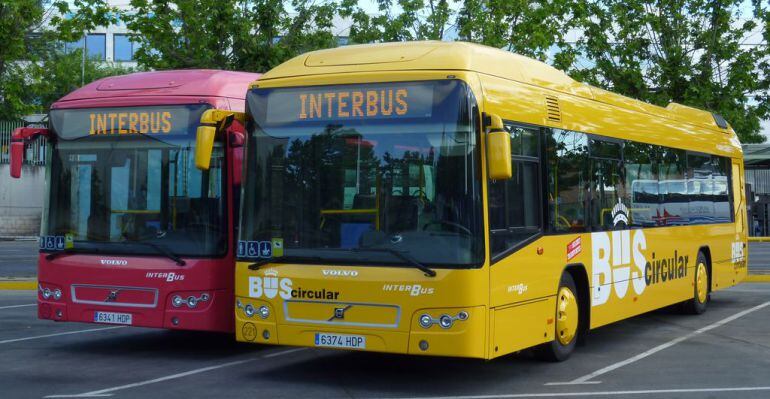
[50,105,206,139]
[263,83,435,124]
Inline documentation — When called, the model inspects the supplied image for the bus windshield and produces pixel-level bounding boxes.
[42,104,227,257]
[240,80,484,268]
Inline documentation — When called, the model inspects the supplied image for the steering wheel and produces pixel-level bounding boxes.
[422,220,472,236]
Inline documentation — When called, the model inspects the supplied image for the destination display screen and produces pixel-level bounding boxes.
[261,83,436,125]
[49,105,208,139]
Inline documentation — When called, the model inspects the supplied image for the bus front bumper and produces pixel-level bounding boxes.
[234,296,487,358]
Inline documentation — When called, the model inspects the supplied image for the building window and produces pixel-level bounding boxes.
[114,34,138,62]
[65,34,106,60]
[64,37,84,54]
[86,34,106,60]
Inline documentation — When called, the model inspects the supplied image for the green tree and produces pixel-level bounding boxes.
[122,0,339,72]
[32,50,135,112]
[0,0,125,119]
[456,0,575,61]
[565,0,770,143]
[340,0,458,43]
[0,0,49,119]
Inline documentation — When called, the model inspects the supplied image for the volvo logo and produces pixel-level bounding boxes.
[329,305,352,321]
[322,269,359,277]
[100,259,128,266]
[105,290,120,302]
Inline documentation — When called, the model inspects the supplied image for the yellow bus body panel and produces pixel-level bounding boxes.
[235,41,747,360]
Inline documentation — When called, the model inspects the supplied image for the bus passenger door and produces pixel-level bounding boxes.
[487,123,554,355]
[731,160,748,282]
[732,161,746,237]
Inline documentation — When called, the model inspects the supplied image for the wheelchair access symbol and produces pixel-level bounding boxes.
[247,241,259,258]
[238,240,274,258]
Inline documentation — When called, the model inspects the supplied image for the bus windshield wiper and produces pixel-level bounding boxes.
[353,247,436,277]
[131,241,186,266]
[45,247,100,261]
[248,256,323,270]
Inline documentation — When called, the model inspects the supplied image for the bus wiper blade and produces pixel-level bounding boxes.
[45,247,99,261]
[132,241,186,266]
[248,256,324,270]
[353,248,436,277]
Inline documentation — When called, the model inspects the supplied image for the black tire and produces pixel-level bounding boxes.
[535,272,579,362]
[682,252,709,315]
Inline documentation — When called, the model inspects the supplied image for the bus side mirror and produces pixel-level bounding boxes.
[10,142,24,178]
[486,114,512,180]
[195,109,247,171]
[9,127,50,178]
[195,126,217,171]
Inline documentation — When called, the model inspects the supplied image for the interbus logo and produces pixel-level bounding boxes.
[382,284,434,296]
[146,272,185,282]
[100,259,128,266]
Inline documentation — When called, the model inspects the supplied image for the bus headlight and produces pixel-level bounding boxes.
[53,289,62,301]
[417,310,469,329]
[186,296,198,308]
[419,314,433,329]
[42,288,52,300]
[439,314,453,329]
[172,295,184,307]
[244,304,255,318]
[257,305,270,319]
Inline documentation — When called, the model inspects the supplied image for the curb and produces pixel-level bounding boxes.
[745,274,770,283]
[0,280,37,290]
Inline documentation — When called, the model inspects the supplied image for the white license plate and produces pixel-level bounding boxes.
[93,311,132,325]
[314,333,366,349]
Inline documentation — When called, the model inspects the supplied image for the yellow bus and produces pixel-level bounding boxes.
[221,41,748,360]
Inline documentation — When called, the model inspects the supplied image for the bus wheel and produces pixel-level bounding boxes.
[535,272,579,362]
[683,252,709,315]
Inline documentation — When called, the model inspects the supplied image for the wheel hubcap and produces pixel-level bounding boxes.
[556,286,578,345]
[696,262,708,303]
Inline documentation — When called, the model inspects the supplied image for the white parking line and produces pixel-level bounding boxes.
[394,386,770,399]
[0,303,35,310]
[546,301,770,385]
[45,347,308,398]
[0,326,125,345]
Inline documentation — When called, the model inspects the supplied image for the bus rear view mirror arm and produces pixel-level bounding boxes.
[9,127,50,179]
[485,113,512,180]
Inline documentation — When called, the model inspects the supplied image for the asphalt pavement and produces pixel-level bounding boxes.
[0,284,768,398]
[0,239,38,278]
[1,239,770,398]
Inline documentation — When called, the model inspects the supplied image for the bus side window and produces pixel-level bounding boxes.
[488,124,542,257]
[589,139,624,230]
[623,142,658,228]
[546,130,589,233]
[659,148,688,225]
[687,153,715,224]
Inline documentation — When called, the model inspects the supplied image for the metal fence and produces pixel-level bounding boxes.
[0,119,47,165]
[746,169,770,195]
